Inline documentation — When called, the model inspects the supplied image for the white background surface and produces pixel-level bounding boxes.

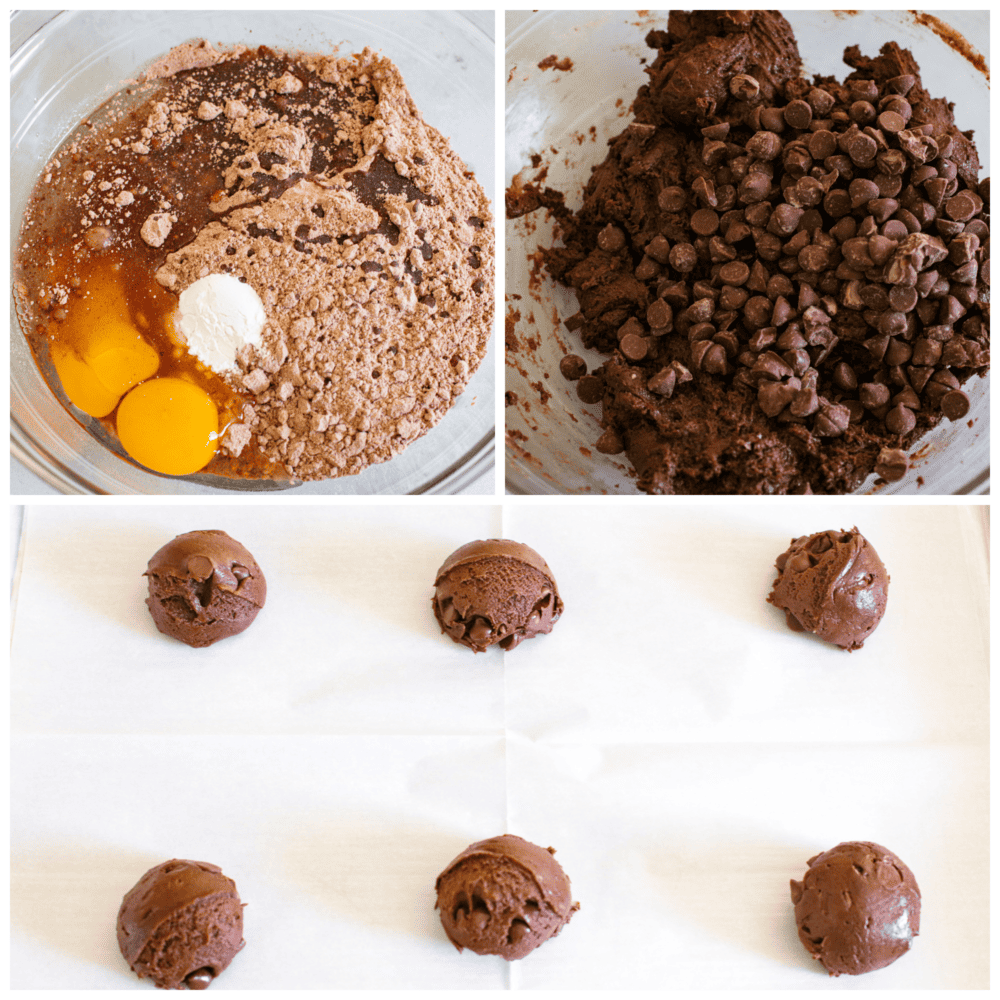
[10,503,989,989]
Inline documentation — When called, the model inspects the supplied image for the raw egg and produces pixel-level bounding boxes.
[86,319,160,397]
[47,263,161,418]
[116,377,219,475]
[51,342,122,418]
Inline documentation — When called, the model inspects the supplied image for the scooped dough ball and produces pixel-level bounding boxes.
[117,859,245,989]
[432,539,563,652]
[435,834,578,960]
[791,841,920,976]
[767,527,888,650]
[145,530,267,647]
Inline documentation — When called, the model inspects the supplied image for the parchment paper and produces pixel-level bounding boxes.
[11,504,989,988]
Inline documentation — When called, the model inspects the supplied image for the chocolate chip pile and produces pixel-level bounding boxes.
[537,12,989,494]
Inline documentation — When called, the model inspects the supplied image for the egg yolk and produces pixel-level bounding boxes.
[50,343,122,418]
[116,377,219,475]
[49,265,162,419]
[86,319,161,396]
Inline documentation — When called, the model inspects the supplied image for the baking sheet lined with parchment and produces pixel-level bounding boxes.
[11,504,988,988]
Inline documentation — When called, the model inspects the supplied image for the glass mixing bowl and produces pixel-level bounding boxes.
[505,10,988,495]
[12,10,495,494]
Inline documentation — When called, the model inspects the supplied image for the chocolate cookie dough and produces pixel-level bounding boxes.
[432,539,563,652]
[117,859,245,989]
[435,834,578,960]
[516,10,989,493]
[791,841,921,976]
[767,527,888,650]
[145,530,267,647]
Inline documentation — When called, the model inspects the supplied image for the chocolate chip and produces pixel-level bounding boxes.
[807,87,836,115]
[647,367,676,396]
[595,428,624,454]
[860,382,890,409]
[776,326,806,350]
[701,122,731,141]
[867,234,896,266]
[783,100,812,130]
[507,918,531,945]
[848,178,880,209]
[814,401,851,436]
[718,260,750,286]
[668,243,697,272]
[823,189,852,218]
[948,232,980,264]
[701,343,729,374]
[702,139,728,166]
[888,284,918,312]
[784,348,810,375]
[845,131,877,167]
[645,234,671,263]
[874,172,903,198]
[767,203,803,237]
[885,403,916,435]
[882,218,909,240]
[620,333,648,361]
[646,299,673,331]
[849,100,876,125]
[789,378,819,417]
[559,354,587,381]
[758,379,797,416]
[729,73,760,101]
[617,316,643,341]
[759,107,786,132]
[658,186,687,212]
[753,351,793,381]
[634,255,659,281]
[597,223,626,252]
[877,110,905,134]
[771,295,794,327]
[875,447,909,481]
[964,218,989,239]
[787,176,825,209]
[887,74,916,96]
[185,969,214,990]
[739,171,771,203]
[945,191,978,222]
[692,175,718,207]
[940,389,970,420]
[747,131,783,161]
[718,284,747,310]
[832,361,857,391]
[576,374,604,404]
[911,337,942,366]
[690,208,720,236]
[884,338,912,366]
[849,79,879,102]
[797,244,829,272]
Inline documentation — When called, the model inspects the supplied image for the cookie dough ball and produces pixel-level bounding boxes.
[790,841,920,976]
[767,527,888,650]
[117,859,245,989]
[145,530,267,647]
[435,834,578,960]
[432,539,563,652]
